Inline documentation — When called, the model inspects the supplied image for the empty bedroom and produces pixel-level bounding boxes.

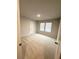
[18,0,61,59]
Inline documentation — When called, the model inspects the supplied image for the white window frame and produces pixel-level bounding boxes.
[40,22,52,32]
[40,23,45,31]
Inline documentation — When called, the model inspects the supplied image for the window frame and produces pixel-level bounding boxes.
[40,22,45,31]
[40,22,52,32]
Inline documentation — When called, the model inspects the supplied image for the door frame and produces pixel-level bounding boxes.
[17,0,22,59]
[55,21,61,59]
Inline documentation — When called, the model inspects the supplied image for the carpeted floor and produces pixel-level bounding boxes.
[21,34,57,59]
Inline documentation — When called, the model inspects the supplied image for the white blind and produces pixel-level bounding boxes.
[40,23,45,31]
[45,22,52,32]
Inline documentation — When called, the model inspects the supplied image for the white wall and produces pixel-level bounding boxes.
[20,17,36,37]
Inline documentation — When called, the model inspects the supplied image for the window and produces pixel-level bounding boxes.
[45,23,52,32]
[40,22,52,32]
[40,23,45,31]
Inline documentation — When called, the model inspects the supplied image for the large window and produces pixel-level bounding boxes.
[45,23,52,32]
[40,22,52,32]
[40,23,45,31]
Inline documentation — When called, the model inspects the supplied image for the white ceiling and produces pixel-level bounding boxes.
[20,0,61,20]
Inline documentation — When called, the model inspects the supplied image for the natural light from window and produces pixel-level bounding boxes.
[40,23,45,31]
[45,23,52,32]
[40,22,52,32]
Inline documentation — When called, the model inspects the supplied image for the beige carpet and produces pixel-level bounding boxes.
[21,34,57,59]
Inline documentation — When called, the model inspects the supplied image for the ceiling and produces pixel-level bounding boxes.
[20,0,61,20]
